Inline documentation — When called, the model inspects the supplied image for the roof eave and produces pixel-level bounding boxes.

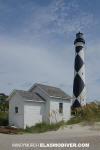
[50,95,72,100]
[24,100,45,103]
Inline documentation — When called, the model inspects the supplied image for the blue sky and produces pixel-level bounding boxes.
[0,0,100,101]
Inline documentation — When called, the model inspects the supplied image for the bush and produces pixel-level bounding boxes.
[0,112,8,126]
[68,102,100,125]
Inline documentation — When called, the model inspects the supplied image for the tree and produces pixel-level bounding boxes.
[0,93,8,112]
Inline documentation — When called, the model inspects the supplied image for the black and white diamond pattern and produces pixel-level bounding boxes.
[75,54,84,72]
[72,99,81,108]
[73,74,84,97]
[73,45,86,108]
[75,46,83,53]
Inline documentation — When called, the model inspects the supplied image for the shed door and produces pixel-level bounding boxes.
[24,102,43,127]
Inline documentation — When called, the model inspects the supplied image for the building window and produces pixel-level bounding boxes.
[59,103,63,113]
[15,107,18,113]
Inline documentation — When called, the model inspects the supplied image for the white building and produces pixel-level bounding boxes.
[8,83,71,129]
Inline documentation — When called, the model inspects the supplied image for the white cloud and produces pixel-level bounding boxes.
[0,36,73,95]
[22,0,94,36]
[85,41,100,101]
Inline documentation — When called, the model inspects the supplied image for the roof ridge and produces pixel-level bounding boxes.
[36,83,60,89]
[34,83,71,99]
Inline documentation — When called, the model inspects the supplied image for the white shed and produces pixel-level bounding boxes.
[9,83,71,129]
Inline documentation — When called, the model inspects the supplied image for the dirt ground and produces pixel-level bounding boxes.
[0,124,100,150]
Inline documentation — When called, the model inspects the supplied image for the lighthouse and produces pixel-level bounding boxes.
[72,32,86,108]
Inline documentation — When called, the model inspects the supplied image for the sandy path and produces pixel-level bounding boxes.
[0,124,100,150]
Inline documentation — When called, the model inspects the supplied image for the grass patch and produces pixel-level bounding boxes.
[0,111,8,126]
[66,117,82,125]
[67,102,100,125]
[21,121,65,133]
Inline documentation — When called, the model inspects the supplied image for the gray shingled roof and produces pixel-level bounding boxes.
[16,90,45,102]
[35,83,71,99]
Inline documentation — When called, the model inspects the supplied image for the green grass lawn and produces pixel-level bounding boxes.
[0,111,8,126]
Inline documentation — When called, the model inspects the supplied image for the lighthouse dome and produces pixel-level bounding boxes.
[74,32,85,45]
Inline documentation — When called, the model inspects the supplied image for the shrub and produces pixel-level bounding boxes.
[0,112,8,126]
[68,102,100,125]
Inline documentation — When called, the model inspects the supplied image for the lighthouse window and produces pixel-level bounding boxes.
[59,103,63,113]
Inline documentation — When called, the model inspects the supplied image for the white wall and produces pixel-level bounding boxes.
[9,93,24,128]
[49,98,71,123]
[30,86,71,124]
[24,101,45,128]
[30,86,50,124]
